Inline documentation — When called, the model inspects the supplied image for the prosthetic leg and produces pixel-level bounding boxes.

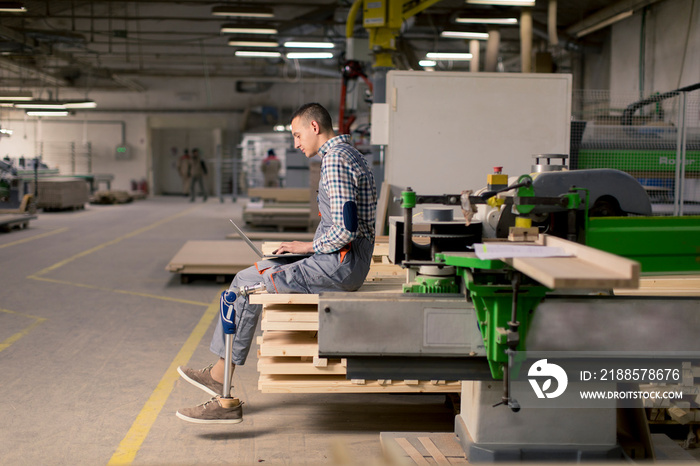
[220,282,266,398]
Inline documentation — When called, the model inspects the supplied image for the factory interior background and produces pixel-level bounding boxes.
[1,0,700,464]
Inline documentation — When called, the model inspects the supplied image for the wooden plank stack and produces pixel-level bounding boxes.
[252,241,461,394]
[34,178,89,210]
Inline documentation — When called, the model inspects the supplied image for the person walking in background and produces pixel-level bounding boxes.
[261,149,281,187]
[189,148,208,202]
[176,149,191,196]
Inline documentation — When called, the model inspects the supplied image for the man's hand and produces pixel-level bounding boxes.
[273,241,314,255]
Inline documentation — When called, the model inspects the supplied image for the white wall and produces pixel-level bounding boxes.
[0,76,364,193]
[607,0,700,95]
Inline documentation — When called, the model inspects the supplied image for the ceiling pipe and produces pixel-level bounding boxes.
[469,39,480,72]
[565,0,664,37]
[520,8,533,72]
[548,0,558,46]
[485,26,501,72]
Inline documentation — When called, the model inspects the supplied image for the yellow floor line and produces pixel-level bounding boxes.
[108,294,220,465]
[0,227,69,250]
[0,308,47,353]
[27,275,209,307]
[31,206,196,278]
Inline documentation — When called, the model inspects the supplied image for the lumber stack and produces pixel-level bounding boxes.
[34,178,89,210]
[252,241,461,394]
[645,361,700,426]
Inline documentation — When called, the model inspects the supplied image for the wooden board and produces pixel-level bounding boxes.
[380,433,467,465]
[165,240,260,274]
[503,234,640,290]
[0,214,36,231]
[258,331,319,357]
[257,357,346,375]
[614,275,700,297]
[258,375,461,393]
[247,187,310,203]
[261,317,318,331]
[249,281,404,305]
[375,182,392,236]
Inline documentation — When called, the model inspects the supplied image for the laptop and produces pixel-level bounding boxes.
[229,219,314,260]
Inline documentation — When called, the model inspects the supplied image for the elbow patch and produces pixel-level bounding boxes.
[342,201,358,232]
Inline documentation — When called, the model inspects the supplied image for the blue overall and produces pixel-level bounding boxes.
[210,138,376,365]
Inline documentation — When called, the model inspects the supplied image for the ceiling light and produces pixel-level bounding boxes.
[283,41,334,49]
[466,0,535,5]
[0,2,26,12]
[212,6,274,18]
[26,110,69,117]
[0,90,32,101]
[456,17,518,25]
[221,25,277,35]
[63,100,97,109]
[426,52,472,61]
[286,52,334,60]
[575,10,634,38]
[14,101,67,109]
[419,60,437,67]
[228,40,278,47]
[234,50,282,58]
[441,31,489,40]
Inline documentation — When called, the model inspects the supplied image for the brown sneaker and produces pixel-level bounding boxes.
[177,364,225,397]
[176,397,243,424]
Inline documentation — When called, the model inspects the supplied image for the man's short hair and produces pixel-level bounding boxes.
[291,103,333,134]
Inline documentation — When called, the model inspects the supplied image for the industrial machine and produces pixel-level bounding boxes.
[318,166,700,461]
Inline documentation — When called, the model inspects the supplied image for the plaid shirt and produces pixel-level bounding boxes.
[313,134,377,253]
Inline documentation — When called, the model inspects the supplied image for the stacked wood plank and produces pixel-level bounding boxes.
[34,178,89,210]
[252,241,461,394]
[645,362,700,426]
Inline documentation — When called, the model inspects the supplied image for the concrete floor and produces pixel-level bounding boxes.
[0,196,456,465]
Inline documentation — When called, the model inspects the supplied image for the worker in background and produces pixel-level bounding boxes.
[176,103,377,423]
[188,148,208,202]
[261,149,281,187]
[176,149,190,196]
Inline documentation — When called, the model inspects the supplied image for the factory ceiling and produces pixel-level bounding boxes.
[0,0,657,93]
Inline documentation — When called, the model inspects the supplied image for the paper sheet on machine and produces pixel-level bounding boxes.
[474,243,573,260]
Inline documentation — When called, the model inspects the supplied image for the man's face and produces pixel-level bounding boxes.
[291,116,320,158]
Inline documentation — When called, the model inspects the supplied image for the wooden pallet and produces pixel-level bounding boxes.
[252,271,461,394]
[166,240,261,282]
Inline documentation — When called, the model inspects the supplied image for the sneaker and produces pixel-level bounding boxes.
[178,364,225,397]
[176,397,243,424]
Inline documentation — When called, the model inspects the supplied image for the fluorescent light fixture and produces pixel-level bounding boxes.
[283,41,334,49]
[212,6,274,18]
[63,100,97,109]
[456,17,518,25]
[234,50,281,58]
[286,52,334,59]
[441,31,489,40]
[0,2,26,12]
[0,90,32,101]
[419,60,437,67]
[466,0,535,5]
[228,40,278,47]
[273,125,290,132]
[426,52,472,61]
[575,10,634,38]
[221,25,277,35]
[26,110,69,117]
[14,101,67,109]
[0,128,13,135]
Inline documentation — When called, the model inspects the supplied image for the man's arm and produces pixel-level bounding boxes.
[273,241,314,255]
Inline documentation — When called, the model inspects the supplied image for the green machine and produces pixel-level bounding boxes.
[319,168,700,461]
